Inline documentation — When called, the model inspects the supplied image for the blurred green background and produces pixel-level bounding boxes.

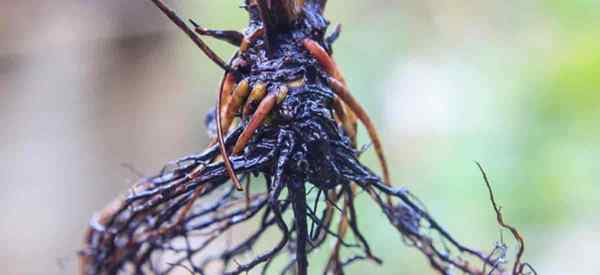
[1,0,598,274]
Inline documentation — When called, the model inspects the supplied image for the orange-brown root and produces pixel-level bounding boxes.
[208,73,238,147]
[220,73,237,112]
[240,27,266,53]
[332,96,357,146]
[216,72,243,191]
[328,77,391,189]
[302,38,344,82]
[304,38,391,188]
[221,79,250,135]
[233,93,277,155]
[275,85,289,104]
[287,77,305,89]
[303,38,358,145]
[243,82,268,118]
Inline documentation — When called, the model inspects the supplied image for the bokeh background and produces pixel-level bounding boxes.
[1,0,599,274]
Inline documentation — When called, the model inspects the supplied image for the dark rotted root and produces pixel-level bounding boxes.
[80,115,534,275]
